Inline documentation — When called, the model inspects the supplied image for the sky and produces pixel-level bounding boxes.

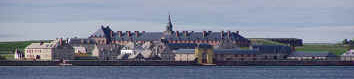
[0,0,353,43]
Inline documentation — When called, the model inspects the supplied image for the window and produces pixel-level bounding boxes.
[253,58,257,60]
[273,56,277,59]
[226,58,232,61]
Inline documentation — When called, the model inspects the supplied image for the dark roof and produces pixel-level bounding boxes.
[97,45,121,52]
[251,45,292,54]
[114,32,164,41]
[214,49,260,55]
[173,49,260,55]
[110,31,249,41]
[91,26,112,39]
[68,38,96,44]
[289,51,337,57]
[163,32,248,41]
[168,43,198,49]
[167,43,212,50]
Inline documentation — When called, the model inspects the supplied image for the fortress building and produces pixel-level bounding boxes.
[89,15,250,47]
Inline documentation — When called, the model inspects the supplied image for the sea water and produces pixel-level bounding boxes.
[0,66,353,79]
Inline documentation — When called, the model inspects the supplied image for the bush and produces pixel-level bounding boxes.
[0,56,5,60]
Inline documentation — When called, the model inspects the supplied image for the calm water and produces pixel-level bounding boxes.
[1,66,354,79]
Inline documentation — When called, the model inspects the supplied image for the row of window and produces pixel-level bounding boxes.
[26,49,44,53]
[225,58,257,61]
[111,40,248,44]
[218,54,257,57]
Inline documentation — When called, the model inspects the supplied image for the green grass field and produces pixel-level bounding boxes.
[295,44,348,55]
[0,40,50,60]
[250,39,348,56]
[249,39,288,46]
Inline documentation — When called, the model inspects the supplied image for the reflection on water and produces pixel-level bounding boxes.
[0,66,354,79]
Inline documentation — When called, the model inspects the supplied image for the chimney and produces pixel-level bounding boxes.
[127,31,131,37]
[110,31,113,38]
[117,31,122,37]
[291,46,296,52]
[203,31,207,38]
[236,31,239,35]
[59,38,63,45]
[176,31,179,37]
[40,41,44,45]
[221,31,224,38]
[227,31,231,38]
[183,31,188,37]
[134,31,139,37]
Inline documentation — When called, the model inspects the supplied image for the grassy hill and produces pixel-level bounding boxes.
[295,43,348,55]
[0,40,50,60]
[249,39,288,46]
[250,39,348,56]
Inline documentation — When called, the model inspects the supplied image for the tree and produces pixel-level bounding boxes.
[0,55,5,60]
[343,39,349,44]
[349,39,354,49]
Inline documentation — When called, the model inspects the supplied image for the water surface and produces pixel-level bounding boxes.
[1,66,353,79]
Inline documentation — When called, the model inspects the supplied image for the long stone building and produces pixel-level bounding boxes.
[89,15,250,47]
[172,44,292,63]
[23,39,75,60]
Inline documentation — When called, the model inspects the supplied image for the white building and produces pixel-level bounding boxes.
[14,49,24,60]
[287,51,337,60]
[117,42,145,60]
[120,47,143,55]
[341,49,354,61]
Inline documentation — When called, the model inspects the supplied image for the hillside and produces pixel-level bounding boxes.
[250,39,348,56]
[249,39,288,46]
[0,40,50,60]
[295,44,348,55]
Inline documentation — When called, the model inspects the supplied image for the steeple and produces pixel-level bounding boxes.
[165,14,173,34]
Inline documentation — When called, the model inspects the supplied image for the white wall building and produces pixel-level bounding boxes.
[341,49,354,61]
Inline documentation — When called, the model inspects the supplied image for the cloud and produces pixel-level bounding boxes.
[0,0,353,43]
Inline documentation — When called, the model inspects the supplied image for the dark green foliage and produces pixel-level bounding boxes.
[0,55,5,60]
[343,39,349,44]
[341,39,354,49]
[342,39,354,45]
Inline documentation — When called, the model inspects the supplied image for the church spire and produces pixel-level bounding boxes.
[165,14,173,34]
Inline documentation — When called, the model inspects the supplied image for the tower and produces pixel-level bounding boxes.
[165,14,173,34]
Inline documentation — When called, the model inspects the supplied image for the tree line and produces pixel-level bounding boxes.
[343,39,354,49]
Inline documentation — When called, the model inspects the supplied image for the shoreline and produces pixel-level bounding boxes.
[1,60,354,66]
